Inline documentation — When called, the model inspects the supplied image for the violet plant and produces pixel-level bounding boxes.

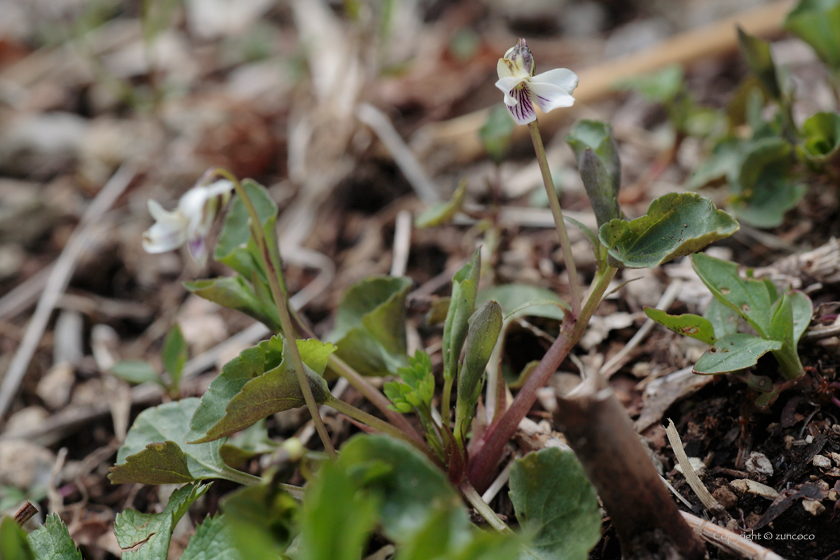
[8,40,751,560]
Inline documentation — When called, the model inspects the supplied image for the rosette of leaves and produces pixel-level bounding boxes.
[384,351,444,459]
[645,253,812,404]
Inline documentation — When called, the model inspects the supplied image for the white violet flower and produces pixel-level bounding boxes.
[142,179,234,265]
[495,38,579,125]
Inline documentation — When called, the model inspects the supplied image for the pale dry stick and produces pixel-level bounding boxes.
[599,279,683,378]
[0,264,53,321]
[356,103,441,204]
[0,164,136,420]
[659,475,696,509]
[681,512,787,560]
[390,210,413,277]
[665,419,728,519]
[412,0,794,165]
[47,447,68,514]
[481,455,515,503]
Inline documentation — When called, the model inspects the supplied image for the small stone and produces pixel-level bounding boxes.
[830,452,840,466]
[729,479,778,499]
[730,479,748,496]
[0,440,55,489]
[713,486,738,509]
[674,457,706,475]
[5,406,50,434]
[746,452,774,477]
[802,499,825,516]
[805,435,814,444]
[35,362,76,410]
[783,435,794,449]
[813,454,832,469]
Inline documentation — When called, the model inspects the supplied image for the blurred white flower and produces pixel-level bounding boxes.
[142,179,234,265]
[494,39,579,125]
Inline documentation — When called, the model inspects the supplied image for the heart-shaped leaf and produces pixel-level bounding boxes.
[691,253,774,335]
[337,435,466,544]
[181,515,243,560]
[693,334,782,374]
[214,179,278,277]
[704,298,740,340]
[27,514,82,560]
[643,308,717,345]
[509,447,601,560]
[598,193,739,268]
[185,277,281,333]
[188,337,333,444]
[111,399,230,484]
[201,340,332,442]
[784,0,840,69]
[115,483,209,560]
[329,276,412,376]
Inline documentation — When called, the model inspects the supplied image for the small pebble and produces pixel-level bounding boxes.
[746,452,774,477]
[712,486,738,509]
[813,454,832,469]
[802,499,825,516]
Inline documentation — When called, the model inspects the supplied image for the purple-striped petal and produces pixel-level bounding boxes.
[504,85,536,125]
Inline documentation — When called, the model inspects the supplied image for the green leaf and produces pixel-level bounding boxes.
[214,180,278,277]
[789,291,813,344]
[109,441,193,485]
[691,253,774,335]
[799,111,840,163]
[26,514,82,560]
[686,137,743,190]
[189,337,334,443]
[704,298,740,339]
[442,250,481,381]
[731,178,806,229]
[220,420,278,468]
[456,301,502,440]
[643,308,717,345]
[384,351,436,413]
[110,360,161,386]
[338,435,466,544]
[201,341,332,442]
[613,64,684,103]
[733,137,789,196]
[415,180,467,228]
[181,515,243,560]
[480,104,517,162]
[693,334,782,374]
[329,276,413,376]
[598,193,739,268]
[299,460,379,560]
[111,399,230,484]
[737,27,782,100]
[476,284,568,322]
[769,293,810,379]
[566,120,621,228]
[185,277,281,333]
[784,0,840,69]
[222,484,300,559]
[115,483,209,560]
[162,324,188,388]
[1,516,34,560]
[509,448,601,560]
[565,215,605,271]
[396,507,520,560]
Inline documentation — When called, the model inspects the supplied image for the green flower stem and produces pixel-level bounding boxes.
[326,352,426,446]
[214,168,336,459]
[325,395,439,464]
[528,121,582,317]
[467,265,618,492]
[459,481,515,536]
[219,465,263,487]
[772,347,805,381]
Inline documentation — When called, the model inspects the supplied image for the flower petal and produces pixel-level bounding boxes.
[504,85,536,125]
[497,58,530,81]
[528,69,578,113]
[495,77,525,106]
[142,220,188,254]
